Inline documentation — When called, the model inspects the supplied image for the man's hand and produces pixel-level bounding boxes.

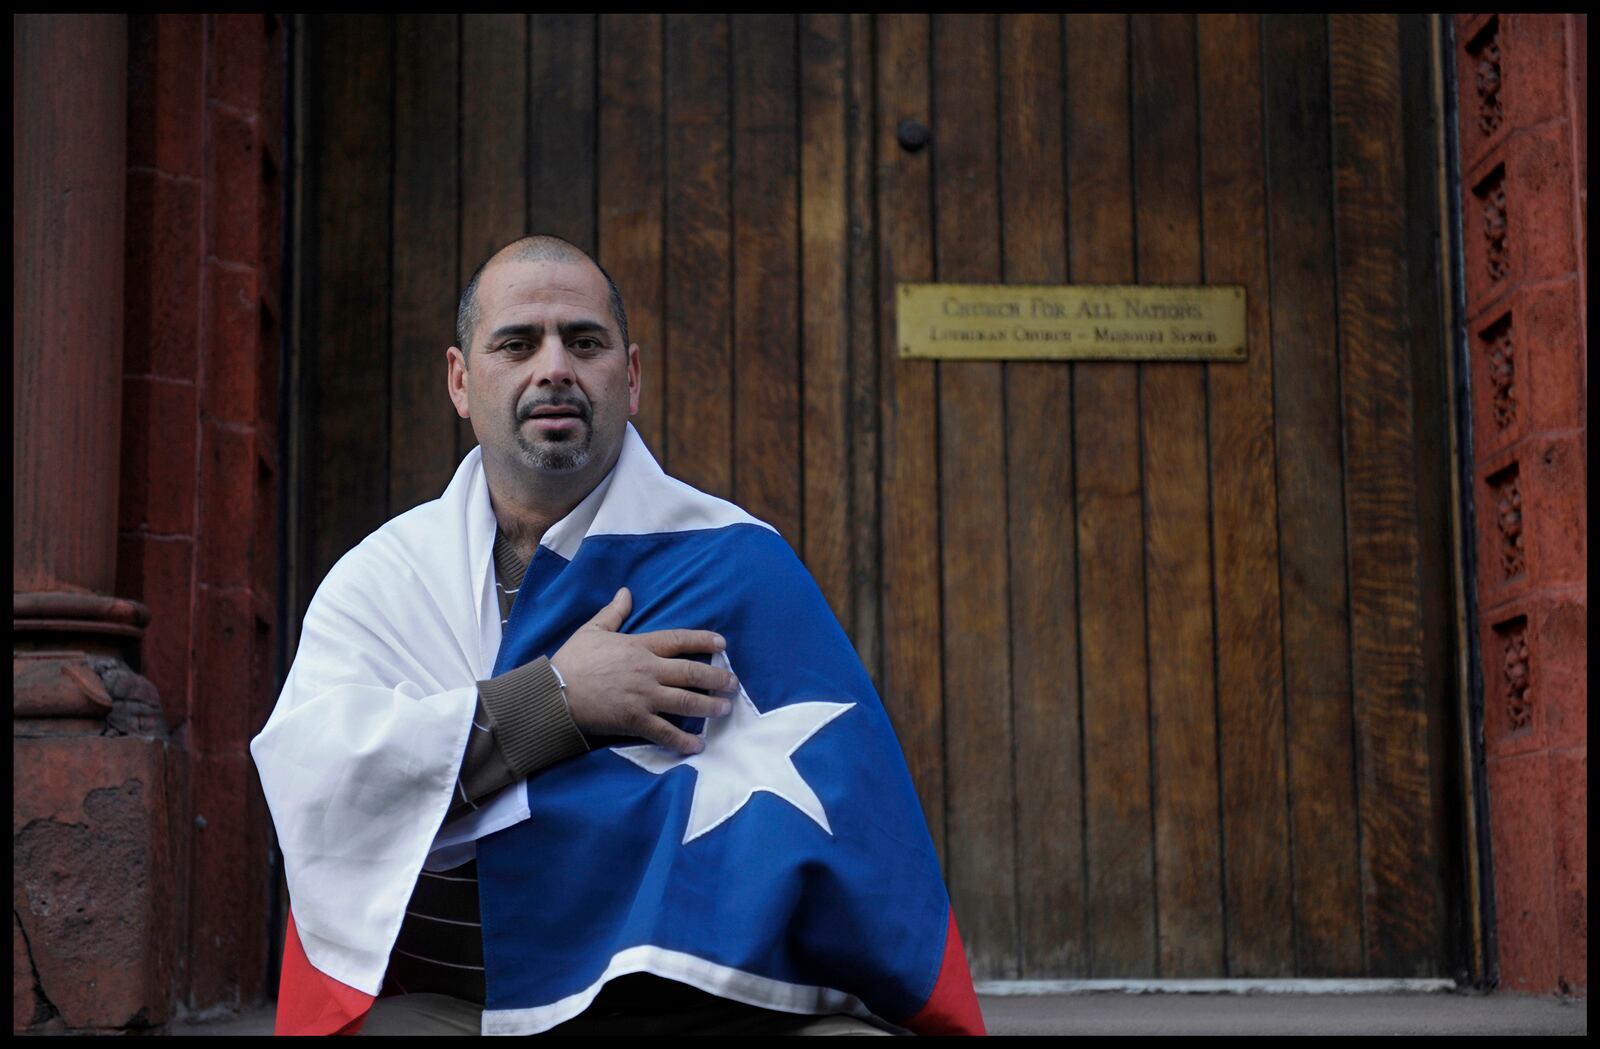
[551,587,737,754]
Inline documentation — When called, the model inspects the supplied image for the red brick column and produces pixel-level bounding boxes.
[14,14,179,1034]
[116,13,286,1016]
[1454,13,1586,997]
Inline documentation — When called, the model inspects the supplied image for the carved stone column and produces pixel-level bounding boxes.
[14,14,176,1033]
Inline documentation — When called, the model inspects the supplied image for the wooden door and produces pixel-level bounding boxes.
[290,13,1465,982]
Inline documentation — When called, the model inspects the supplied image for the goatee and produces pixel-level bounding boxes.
[515,425,592,472]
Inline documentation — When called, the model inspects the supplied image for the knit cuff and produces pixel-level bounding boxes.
[478,655,589,778]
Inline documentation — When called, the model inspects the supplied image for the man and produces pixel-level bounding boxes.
[251,237,983,1036]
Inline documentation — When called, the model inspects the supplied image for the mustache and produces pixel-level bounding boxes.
[517,394,591,422]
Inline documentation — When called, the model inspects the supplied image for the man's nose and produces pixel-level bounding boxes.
[530,336,576,385]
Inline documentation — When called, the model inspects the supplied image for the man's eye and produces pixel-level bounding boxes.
[571,338,600,351]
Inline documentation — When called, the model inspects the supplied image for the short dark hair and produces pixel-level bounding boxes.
[454,236,629,357]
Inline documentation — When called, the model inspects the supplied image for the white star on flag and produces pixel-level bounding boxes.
[612,651,854,845]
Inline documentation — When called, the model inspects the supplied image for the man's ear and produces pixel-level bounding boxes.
[627,343,641,417]
[447,346,471,419]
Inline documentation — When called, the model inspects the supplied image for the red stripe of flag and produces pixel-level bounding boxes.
[274,910,376,1036]
[903,906,988,1035]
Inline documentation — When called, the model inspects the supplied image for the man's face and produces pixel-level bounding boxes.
[447,257,640,486]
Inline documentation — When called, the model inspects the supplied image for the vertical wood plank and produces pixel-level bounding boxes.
[800,13,854,630]
[288,12,316,648]
[1329,12,1442,976]
[732,15,801,549]
[1130,13,1223,978]
[999,12,1085,977]
[1261,13,1363,977]
[458,13,528,458]
[875,13,944,864]
[529,14,596,253]
[1065,12,1156,978]
[1392,24,1461,960]
[846,13,881,685]
[392,14,461,513]
[932,12,1018,980]
[311,14,392,586]
[598,15,665,458]
[663,13,732,497]
[1196,13,1295,977]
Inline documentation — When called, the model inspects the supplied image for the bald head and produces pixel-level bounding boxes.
[455,236,629,357]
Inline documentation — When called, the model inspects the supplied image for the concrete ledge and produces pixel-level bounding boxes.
[172,991,1586,1036]
[978,990,1585,1036]
[976,978,1459,995]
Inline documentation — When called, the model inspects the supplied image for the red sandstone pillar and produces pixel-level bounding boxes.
[14,17,129,597]
[14,14,176,1033]
[1454,12,1588,998]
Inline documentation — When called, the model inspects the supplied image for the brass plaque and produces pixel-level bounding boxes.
[897,283,1246,361]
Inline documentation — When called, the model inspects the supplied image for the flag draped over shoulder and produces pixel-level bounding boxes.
[251,423,984,1036]
[250,432,507,1035]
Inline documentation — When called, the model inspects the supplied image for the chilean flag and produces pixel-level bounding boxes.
[265,426,984,1035]
[476,520,984,1034]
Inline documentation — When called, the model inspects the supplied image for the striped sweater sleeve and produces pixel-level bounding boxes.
[443,531,589,824]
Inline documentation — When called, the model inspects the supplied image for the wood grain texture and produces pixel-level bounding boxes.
[800,14,854,632]
[999,12,1085,978]
[597,15,665,457]
[1261,12,1363,978]
[458,13,528,459]
[528,14,596,253]
[1328,12,1441,977]
[845,13,881,685]
[286,12,1456,982]
[875,13,945,865]
[732,14,801,550]
[1130,12,1222,979]
[933,12,1019,981]
[1196,13,1294,977]
[391,14,462,514]
[1065,12,1156,978]
[311,14,392,588]
[663,13,732,497]
[1393,13,1462,978]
